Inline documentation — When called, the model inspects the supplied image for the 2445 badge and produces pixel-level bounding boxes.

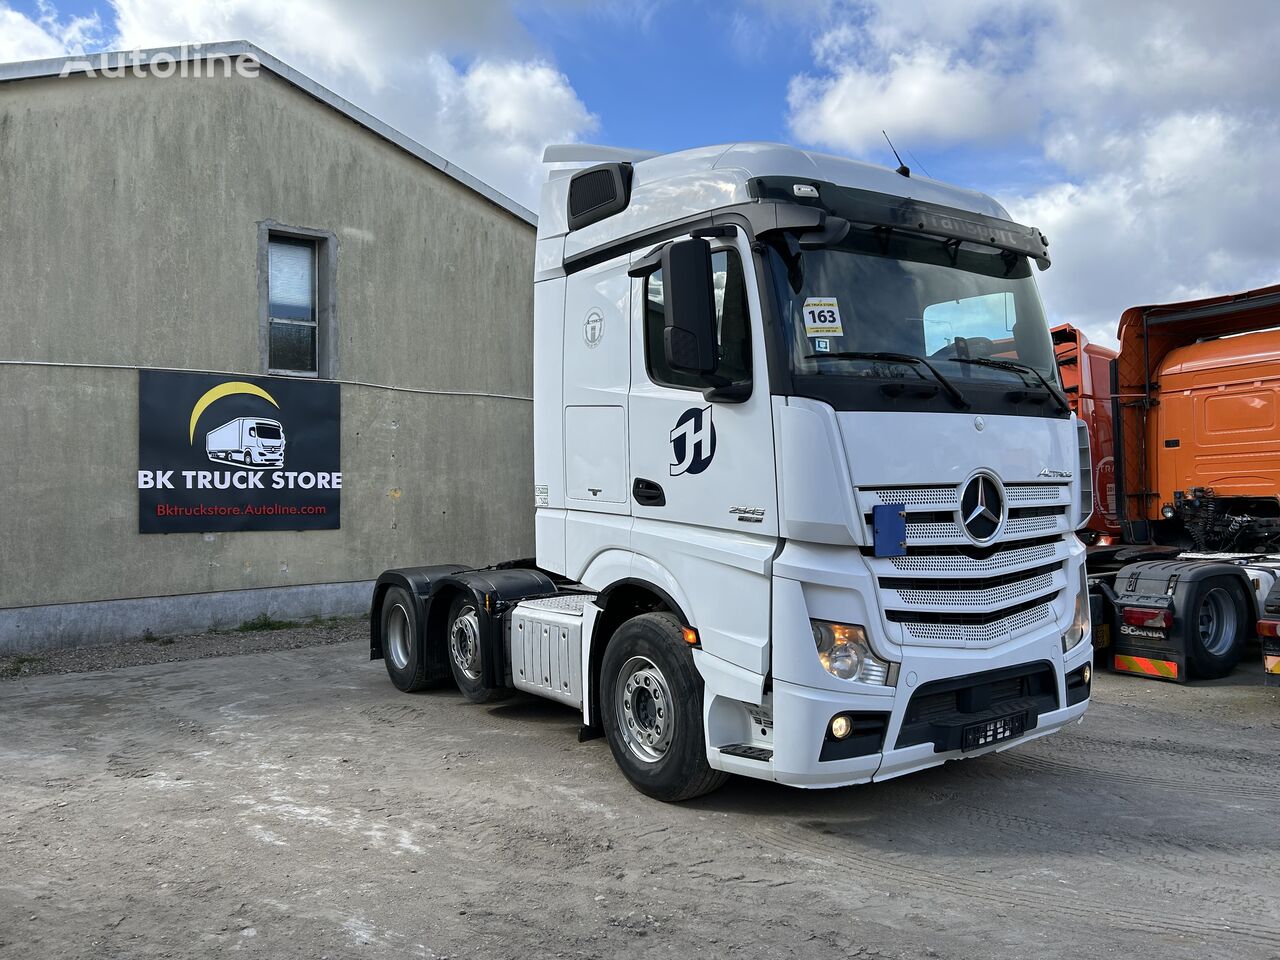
[802,297,843,337]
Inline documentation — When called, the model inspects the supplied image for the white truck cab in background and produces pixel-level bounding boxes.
[371,142,1093,801]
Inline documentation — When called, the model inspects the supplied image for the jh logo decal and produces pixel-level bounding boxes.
[670,405,716,476]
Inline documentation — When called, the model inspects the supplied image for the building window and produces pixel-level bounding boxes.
[259,224,336,378]
[268,236,319,375]
[643,248,752,390]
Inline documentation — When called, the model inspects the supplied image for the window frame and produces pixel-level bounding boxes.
[258,221,338,379]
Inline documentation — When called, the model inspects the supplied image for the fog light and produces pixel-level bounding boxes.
[1161,504,1176,519]
[829,715,852,740]
[1082,663,1091,685]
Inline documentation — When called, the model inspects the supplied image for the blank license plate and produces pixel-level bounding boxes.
[962,713,1025,751]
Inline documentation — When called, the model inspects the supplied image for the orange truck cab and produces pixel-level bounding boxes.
[1114,284,1280,550]
[1059,286,1280,684]
[1052,324,1119,541]
[1153,329,1280,531]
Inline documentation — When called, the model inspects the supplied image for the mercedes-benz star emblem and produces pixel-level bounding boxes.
[959,473,1004,543]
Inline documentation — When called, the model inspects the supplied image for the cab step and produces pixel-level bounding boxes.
[719,744,773,762]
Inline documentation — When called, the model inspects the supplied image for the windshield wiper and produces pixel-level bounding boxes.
[804,351,970,409]
[947,356,1070,413]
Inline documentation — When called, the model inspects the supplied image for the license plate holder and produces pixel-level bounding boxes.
[962,713,1025,751]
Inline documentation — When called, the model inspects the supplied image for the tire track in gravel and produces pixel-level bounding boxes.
[998,752,1280,804]
[909,785,1280,897]
[745,820,1280,950]
[1027,730,1276,774]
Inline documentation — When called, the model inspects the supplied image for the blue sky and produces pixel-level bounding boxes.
[3,0,1278,345]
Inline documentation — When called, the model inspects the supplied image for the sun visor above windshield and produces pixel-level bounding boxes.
[748,177,1051,270]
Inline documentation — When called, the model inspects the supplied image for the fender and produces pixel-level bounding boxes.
[579,554,696,728]
[369,565,467,664]
[432,568,559,689]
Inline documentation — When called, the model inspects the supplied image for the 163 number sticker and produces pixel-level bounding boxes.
[802,297,844,337]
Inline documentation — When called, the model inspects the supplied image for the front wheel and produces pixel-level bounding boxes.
[600,613,728,802]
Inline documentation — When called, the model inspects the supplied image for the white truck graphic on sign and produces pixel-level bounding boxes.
[205,417,286,469]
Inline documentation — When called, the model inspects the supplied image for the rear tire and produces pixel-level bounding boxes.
[380,586,437,692]
[445,594,510,704]
[600,612,728,802]
[1185,576,1249,679]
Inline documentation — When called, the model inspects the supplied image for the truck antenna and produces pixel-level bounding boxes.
[882,130,910,177]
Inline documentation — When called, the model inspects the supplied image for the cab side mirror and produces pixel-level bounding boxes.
[661,238,717,375]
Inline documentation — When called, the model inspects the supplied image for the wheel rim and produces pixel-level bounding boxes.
[386,603,411,670]
[614,656,675,763]
[449,605,482,681]
[1197,587,1238,656]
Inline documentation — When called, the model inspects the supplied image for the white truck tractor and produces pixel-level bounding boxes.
[369,142,1094,801]
[205,417,286,468]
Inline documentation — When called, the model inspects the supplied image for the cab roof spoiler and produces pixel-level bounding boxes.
[748,176,1052,271]
[542,144,660,165]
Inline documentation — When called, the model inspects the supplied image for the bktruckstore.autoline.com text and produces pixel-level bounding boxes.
[152,503,328,517]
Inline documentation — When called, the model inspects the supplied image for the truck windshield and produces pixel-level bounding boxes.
[256,424,282,440]
[766,225,1063,416]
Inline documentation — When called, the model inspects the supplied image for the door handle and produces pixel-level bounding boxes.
[632,477,666,507]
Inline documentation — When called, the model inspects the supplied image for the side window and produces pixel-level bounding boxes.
[644,248,752,390]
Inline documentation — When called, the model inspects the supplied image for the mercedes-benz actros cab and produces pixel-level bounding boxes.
[369,142,1094,801]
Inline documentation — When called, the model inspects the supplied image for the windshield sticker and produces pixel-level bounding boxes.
[813,338,832,353]
[802,298,843,337]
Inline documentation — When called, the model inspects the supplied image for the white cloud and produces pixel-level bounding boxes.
[0,1,103,62]
[788,43,1035,152]
[787,0,1280,346]
[102,0,597,206]
[0,0,596,209]
[1008,111,1280,348]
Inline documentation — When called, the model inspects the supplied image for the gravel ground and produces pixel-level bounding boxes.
[2,627,1279,960]
[0,617,365,680]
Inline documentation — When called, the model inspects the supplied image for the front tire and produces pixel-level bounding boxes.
[600,613,728,802]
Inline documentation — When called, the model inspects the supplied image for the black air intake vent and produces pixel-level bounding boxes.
[567,162,632,231]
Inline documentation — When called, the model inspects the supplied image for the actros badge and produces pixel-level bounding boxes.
[670,405,716,476]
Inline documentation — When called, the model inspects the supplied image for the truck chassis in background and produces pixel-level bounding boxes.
[1058,285,1280,682]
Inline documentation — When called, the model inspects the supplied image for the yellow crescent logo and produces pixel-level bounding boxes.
[189,381,280,444]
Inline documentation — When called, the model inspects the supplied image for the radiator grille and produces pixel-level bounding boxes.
[859,479,1072,650]
[861,482,1068,512]
[899,602,1055,648]
[879,538,1059,574]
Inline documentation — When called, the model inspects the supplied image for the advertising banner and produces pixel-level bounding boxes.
[138,370,341,533]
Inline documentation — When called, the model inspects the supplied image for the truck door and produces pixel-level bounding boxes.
[561,251,633,580]
[626,234,778,676]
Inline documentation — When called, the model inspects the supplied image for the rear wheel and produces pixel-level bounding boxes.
[1186,577,1249,679]
[380,586,437,692]
[600,613,727,802]
[446,594,509,703]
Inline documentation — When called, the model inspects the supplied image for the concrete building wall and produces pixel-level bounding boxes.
[0,66,536,651]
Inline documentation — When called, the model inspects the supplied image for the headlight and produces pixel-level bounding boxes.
[1062,564,1090,653]
[811,620,890,684]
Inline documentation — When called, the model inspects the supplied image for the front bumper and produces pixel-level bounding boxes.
[707,626,1093,788]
